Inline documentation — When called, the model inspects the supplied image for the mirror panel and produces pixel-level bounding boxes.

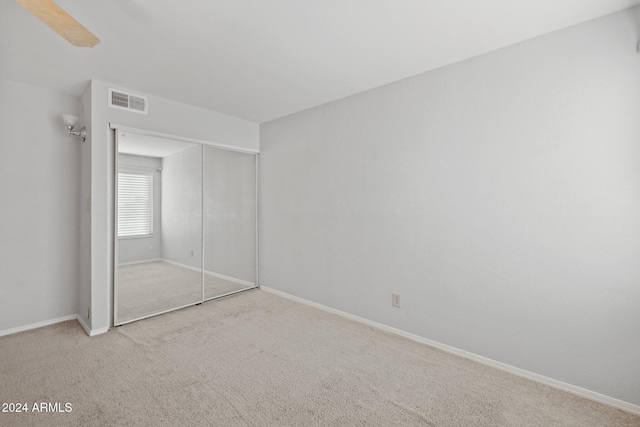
[116,133,203,324]
[203,146,257,300]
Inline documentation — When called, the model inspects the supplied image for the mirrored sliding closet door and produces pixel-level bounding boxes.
[203,146,257,300]
[114,130,257,326]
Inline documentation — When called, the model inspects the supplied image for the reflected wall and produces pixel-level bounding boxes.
[203,146,257,299]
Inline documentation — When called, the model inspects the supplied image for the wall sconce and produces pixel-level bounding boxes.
[62,114,86,142]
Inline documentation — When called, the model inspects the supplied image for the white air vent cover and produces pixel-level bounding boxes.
[108,88,147,114]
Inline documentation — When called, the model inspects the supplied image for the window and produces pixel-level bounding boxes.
[118,172,153,237]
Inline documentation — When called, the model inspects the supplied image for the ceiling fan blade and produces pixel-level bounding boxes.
[16,0,100,47]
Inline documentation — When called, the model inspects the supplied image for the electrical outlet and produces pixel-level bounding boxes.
[87,307,91,319]
[392,293,401,308]
[190,249,194,257]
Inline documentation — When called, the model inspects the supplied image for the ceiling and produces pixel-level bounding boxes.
[118,131,196,159]
[1,0,639,123]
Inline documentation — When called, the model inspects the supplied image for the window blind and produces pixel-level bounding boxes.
[118,172,153,237]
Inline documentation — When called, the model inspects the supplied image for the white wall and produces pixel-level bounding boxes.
[88,80,259,332]
[0,79,80,332]
[117,154,163,265]
[260,9,640,406]
[161,145,202,268]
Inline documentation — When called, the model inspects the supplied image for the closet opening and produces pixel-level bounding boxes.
[112,127,258,326]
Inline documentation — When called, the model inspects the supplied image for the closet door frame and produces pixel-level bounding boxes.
[111,124,259,326]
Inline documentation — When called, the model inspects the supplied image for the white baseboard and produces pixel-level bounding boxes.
[0,314,78,338]
[0,314,109,338]
[205,270,255,288]
[161,259,255,288]
[76,314,91,336]
[76,314,91,335]
[118,258,161,267]
[261,286,640,416]
[75,315,108,336]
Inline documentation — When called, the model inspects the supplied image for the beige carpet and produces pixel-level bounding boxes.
[117,260,251,323]
[0,290,638,426]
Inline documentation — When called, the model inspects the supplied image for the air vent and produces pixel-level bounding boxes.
[108,88,147,114]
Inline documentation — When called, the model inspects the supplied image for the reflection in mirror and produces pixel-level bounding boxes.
[203,146,257,300]
[116,132,203,324]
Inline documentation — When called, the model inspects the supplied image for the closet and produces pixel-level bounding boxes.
[114,129,257,325]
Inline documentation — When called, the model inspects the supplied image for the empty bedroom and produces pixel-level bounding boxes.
[0,0,639,426]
